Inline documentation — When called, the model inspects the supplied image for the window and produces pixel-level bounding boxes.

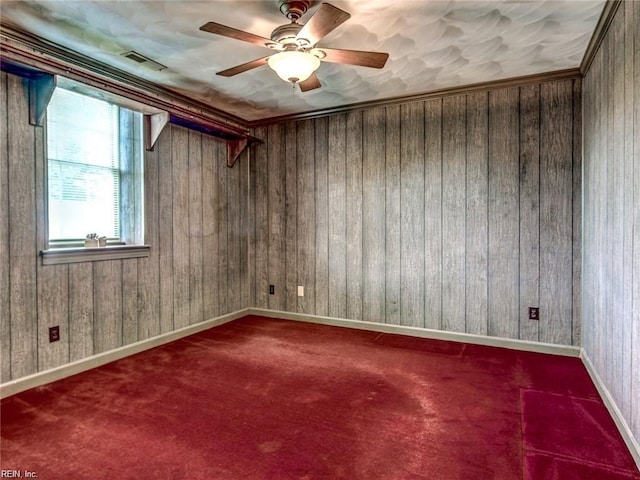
[41,81,149,265]
[46,85,144,248]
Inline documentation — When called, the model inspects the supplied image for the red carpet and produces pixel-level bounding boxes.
[1,315,638,479]
[525,453,640,480]
[521,389,639,477]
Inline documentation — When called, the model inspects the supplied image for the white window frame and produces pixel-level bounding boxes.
[40,77,157,265]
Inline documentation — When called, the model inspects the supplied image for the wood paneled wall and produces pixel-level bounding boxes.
[0,71,250,382]
[0,68,585,384]
[251,79,582,346]
[583,0,639,446]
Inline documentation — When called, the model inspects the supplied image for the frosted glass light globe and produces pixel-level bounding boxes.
[267,51,320,83]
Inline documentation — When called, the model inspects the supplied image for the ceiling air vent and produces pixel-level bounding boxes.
[121,51,167,71]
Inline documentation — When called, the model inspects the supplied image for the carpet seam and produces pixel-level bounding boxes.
[524,449,640,476]
[520,388,639,475]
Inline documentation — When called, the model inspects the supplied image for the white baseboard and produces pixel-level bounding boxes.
[252,308,640,468]
[0,308,580,401]
[0,308,250,400]
[248,308,582,357]
[4,306,635,469]
[581,350,640,470]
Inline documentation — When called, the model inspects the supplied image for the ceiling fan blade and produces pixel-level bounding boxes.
[298,73,321,92]
[318,48,389,69]
[217,56,271,77]
[296,3,350,46]
[200,22,274,48]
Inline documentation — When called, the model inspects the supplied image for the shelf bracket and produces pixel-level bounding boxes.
[227,138,249,168]
[28,72,56,126]
[144,111,169,151]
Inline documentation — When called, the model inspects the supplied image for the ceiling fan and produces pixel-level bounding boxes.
[199,0,389,92]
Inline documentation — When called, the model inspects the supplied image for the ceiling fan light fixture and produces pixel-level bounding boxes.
[267,50,320,84]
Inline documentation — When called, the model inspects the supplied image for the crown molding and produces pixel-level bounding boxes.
[580,0,622,75]
[247,68,583,127]
[0,22,252,139]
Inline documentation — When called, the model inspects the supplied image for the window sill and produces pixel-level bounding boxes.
[40,245,150,266]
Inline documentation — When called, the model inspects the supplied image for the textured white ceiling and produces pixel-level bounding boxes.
[1,0,605,122]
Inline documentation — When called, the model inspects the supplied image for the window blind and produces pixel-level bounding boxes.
[47,88,121,241]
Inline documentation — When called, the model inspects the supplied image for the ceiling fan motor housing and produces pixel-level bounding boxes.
[270,23,309,48]
[277,0,311,21]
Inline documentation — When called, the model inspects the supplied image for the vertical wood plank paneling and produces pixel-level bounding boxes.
[172,126,190,327]
[488,87,520,339]
[93,260,122,354]
[442,95,466,333]
[239,149,250,310]
[424,99,442,331]
[227,150,242,312]
[137,128,160,339]
[572,79,582,347]
[36,114,69,369]
[202,135,220,318]
[540,81,573,346]
[253,126,269,309]
[68,263,93,361]
[400,102,425,328]
[121,260,138,344]
[38,265,71,371]
[217,137,229,314]
[267,124,286,310]
[582,0,639,446]
[241,149,251,309]
[157,127,174,333]
[188,131,204,324]
[465,92,489,336]
[385,105,401,325]
[590,57,598,360]
[585,47,606,376]
[632,0,640,438]
[519,84,541,342]
[362,107,386,322]
[603,28,613,385]
[35,112,69,371]
[248,134,257,308]
[584,56,596,355]
[8,74,37,378]
[284,122,298,311]
[589,39,602,368]
[582,70,593,351]
[620,0,634,420]
[328,115,347,319]
[610,13,625,406]
[314,117,329,316]
[345,111,363,320]
[37,264,69,370]
[598,43,607,373]
[296,120,315,314]
[0,72,9,382]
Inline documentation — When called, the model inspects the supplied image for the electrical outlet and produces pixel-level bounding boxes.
[529,307,539,321]
[269,284,275,295]
[297,285,304,297]
[49,326,60,343]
